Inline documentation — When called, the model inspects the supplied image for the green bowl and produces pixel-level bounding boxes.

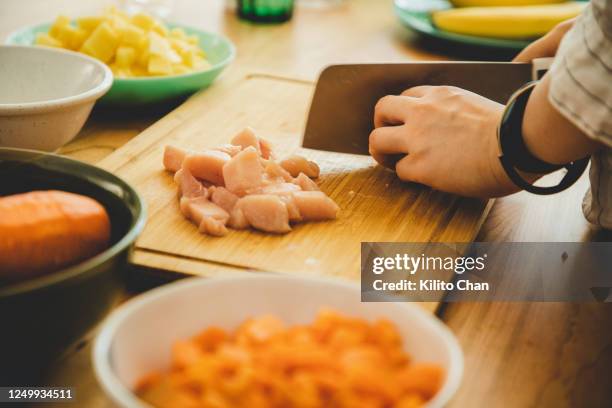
[6,22,235,105]
[0,148,146,384]
[394,0,532,51]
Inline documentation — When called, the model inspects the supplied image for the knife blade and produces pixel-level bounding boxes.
[302,62,534,155]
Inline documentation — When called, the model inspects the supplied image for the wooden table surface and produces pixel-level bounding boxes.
[2,1,611,407]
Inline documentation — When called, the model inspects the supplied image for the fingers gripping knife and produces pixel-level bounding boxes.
[301,58,553,155]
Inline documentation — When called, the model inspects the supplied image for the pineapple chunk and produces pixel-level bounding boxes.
[148,54,172,75]
[118,23,146,48]
[149,31,181,63]
[131,65,149,77]
[49,15,71,38]
[115,46,137,68]
[54,25,88,50]
[76,16,103,33]
[80,22,120,63]
[35,33,64,48]
[136,47,150,68]
[131,13,156,31]
[110,64,133,78]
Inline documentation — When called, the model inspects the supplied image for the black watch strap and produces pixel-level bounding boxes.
[498,81,590,195]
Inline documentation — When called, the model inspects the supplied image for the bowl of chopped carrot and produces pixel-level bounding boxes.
[93,275,463,408]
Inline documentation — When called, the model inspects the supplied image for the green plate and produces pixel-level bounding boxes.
[394,0,532,51]
[6,22,235,105]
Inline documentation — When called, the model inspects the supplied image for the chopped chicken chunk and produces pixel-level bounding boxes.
[163,145,192,172]
[280,155,320,178]
[231,127,273,160]
[222,147,264,195]
[174,167,206,199]
[292,173,320,191]
[292,191,339,221]
[234,195,291,234]
[264,161,293,182]
[180,196,230,237]
[183,150,231,186]
[209,186,239,214]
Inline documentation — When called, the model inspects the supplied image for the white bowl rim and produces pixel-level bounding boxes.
[92,274,464,408]
[0,45,113,114]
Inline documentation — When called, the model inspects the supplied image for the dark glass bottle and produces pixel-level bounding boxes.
[237,0,294,23]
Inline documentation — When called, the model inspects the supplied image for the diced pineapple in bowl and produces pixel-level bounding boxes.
[6,8,235,105]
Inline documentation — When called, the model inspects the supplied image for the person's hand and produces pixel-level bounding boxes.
[513,18,575,62]
[369,86,522,198]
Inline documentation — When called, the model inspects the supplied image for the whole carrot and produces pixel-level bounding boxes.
[0,190,111,281]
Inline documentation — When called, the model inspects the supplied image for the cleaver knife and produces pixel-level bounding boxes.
[302,61,549,155]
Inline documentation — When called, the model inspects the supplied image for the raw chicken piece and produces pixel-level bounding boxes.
[259,138,274,160]
[243,182,301,221]
[230,127,273,159]
[183,150,231,186]
[199,217,229,237]
[234,195,291,234]
[174,167,207,198]
[280,155,320,178]
[180,196,229,225]
[179,197,230,237]
[213,144,242,157]
[264,161,293,182]
[228,206,249,230]
[209,186,239,214]
[231,127,261,155]
[292,172,320,191]
[248,182,301,196]
[163,145,192,172]
[276,194,302,222]
[292,191,339,221]
[222,147,264,195]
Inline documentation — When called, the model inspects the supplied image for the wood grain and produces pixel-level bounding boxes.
[97,73,490,281]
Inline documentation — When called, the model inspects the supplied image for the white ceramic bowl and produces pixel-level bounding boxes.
[93,275,463,408]
[0,45,112,151]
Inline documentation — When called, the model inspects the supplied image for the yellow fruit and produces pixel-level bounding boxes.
[118,23,146,48]
[48,15,71,38]
[450,0,566,6]
[54,25,88,50]
[148,54,173,75]
[76,16,103,33]
[40,10,210,77]
[432,2,585,39]
[131,13,156,31]
[115,46,137,68]
[80,22,120,63]
[35,33,63,48]
[148,31,181,63]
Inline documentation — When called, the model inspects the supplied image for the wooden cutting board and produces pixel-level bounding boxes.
[99,73,492,282]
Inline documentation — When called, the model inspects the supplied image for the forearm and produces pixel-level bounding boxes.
[522,73,602,165]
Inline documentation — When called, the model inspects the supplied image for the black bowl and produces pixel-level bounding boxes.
[0,148,146,384]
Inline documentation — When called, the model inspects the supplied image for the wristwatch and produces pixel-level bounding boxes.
[497,81,590,195]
